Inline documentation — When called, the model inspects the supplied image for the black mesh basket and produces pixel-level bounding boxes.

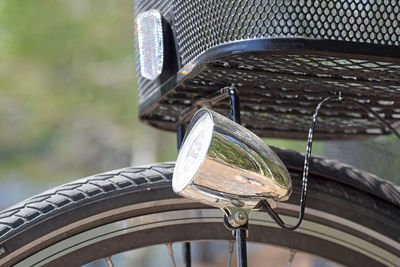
[134,0,400,140]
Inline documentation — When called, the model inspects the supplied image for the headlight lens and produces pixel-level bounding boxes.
[172,112,214,192]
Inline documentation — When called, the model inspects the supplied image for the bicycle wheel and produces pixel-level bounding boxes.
[0,148,399,267]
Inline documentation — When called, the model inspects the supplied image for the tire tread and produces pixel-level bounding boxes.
[0,162,175,241]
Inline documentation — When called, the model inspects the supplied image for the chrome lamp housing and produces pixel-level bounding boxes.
[172,109,292,210]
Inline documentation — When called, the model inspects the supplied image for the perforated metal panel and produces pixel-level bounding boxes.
[141,49,400,139]
[174,0,400,65]
[134,0,400,139]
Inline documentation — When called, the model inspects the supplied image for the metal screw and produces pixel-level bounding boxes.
[228,210,248,227]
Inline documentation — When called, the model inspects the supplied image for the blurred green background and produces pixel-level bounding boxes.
[1,0,399,211]
[0,0,178,208]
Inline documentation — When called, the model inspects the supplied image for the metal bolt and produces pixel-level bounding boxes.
[228,210,248,227]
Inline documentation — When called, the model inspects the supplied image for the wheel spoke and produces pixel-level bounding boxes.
[227,240,235,267]
[105,256,114,267]
[166,243,177,267]
[287,249,297,267]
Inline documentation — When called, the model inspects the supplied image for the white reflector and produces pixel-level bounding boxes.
[136,10,164,80]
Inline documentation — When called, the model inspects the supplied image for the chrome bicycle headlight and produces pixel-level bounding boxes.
[136,9,164,80]
[173,109,292,210]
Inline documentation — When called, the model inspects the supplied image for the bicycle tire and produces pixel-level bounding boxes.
[0,148,399,266]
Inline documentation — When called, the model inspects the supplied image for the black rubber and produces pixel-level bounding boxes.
[0,148,399,266]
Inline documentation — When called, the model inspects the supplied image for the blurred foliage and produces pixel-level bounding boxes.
[266,139,323,156]
[0,0,176,190]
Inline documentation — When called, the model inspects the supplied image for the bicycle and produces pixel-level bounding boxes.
[1,0,400,266]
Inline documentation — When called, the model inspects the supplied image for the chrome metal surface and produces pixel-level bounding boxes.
[227,210,249,228]
[173,108,292,209]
